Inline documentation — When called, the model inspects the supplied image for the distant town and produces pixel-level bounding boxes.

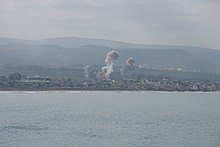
[0,72,219,91]
[1,37,220,91]
[1,49,220,92]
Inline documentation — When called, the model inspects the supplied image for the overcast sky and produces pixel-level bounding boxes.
[0,0,220,49]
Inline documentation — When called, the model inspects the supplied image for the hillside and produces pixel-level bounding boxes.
[0,37,220,73]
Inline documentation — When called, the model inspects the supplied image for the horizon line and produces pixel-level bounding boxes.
[0,36,219,50]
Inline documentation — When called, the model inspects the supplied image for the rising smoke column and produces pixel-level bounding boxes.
[84,65,92,80]
[121,57,135,78]
[97,50,119,80]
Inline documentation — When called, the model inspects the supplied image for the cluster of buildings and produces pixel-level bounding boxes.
[83,79,218,91]
[0,73,219,91]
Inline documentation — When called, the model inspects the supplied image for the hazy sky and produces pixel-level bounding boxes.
[0,0,220,48]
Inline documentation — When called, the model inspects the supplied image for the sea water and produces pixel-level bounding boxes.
[0,91,220,147]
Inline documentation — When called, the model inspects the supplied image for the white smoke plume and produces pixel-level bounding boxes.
[126,57,135,67]
[121,57,135,77]
[97,50,119,80]
[84,65,92,80]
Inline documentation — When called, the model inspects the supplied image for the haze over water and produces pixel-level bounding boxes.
[0,91,220,147]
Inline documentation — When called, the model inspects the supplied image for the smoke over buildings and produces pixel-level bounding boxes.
[97,50,119,80]
[121,57,135,78]
[84,65,92,79]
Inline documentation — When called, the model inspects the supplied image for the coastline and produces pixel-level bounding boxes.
[1,77,219,92]
[0,87,219,92]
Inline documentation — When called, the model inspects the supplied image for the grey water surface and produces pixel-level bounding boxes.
[0,91,220,147]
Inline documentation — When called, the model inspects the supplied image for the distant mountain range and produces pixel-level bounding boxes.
[0,37,220,73]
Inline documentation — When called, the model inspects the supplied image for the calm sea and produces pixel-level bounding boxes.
[0,91,220,147]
